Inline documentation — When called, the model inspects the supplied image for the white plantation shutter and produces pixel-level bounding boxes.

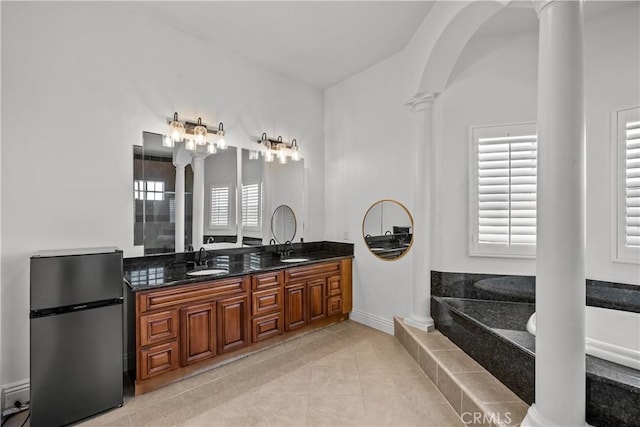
[616,107,640,262]
[242,183,262,229]
[210,186,230,227]
[625,120,640,247]
[471,123,537,257]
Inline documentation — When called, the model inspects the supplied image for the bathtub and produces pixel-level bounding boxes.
[526,307,640,371]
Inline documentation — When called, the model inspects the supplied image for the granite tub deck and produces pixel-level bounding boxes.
[432,296,640,427]
[394,317,527,427]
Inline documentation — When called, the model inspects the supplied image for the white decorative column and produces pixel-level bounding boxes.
[405,92,438,331]
[174,162,187,253]
[191,153,207,251]
[523,1,586,426]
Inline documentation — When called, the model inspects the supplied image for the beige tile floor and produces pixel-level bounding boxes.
[6,320,466,427]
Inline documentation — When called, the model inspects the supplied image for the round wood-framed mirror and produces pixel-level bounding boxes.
[362,199,413,260]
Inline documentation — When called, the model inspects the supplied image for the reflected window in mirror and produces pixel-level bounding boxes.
[362,199,413,260]
[242,182,263,230]
[209,185,230,227]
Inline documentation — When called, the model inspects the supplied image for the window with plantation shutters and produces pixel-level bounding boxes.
[210,185,230,227]
[470,123,537,258]
[242,182,262,230]
[615,107,640,263]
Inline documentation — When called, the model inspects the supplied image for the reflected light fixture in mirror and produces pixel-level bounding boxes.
[163,112,226,154]
[362,199,414,261]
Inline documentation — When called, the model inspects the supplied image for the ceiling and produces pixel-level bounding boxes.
[134,1,435,89]
[133,1,633,90]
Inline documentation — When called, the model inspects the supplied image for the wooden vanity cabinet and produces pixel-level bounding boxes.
[284,261,347,331]
[134,258,352,395]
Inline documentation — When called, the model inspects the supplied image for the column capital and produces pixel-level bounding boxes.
[191,151,210,162]
[406,92,439,112]
[533,0,560,16]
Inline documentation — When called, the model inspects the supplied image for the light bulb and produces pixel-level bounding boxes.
[278,146,288,164]
[249,150,259,160]
[162,135,175,148]
[169,112,185,143]
[207,142,217,154]
[291,148,300,161]
[264,150,274,162]
[217,134,227,149]
[193,118,207,146]
[185,138,196,151]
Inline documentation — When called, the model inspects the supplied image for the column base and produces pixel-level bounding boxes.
[521,404,592,427]
[404,315,435,332]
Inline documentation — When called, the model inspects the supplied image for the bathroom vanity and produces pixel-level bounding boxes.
[125,242,353,395]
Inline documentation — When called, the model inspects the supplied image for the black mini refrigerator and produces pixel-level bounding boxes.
[29,248,124,427]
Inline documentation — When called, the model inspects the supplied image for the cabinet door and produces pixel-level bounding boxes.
[307,279,326,323]
[252,287,283,317]
[252,312,283,342]
[284,283,306,331]
[327,295,342,316]
[180,303,216,366]
[327,275,341,296]
[139,341,179,380]
[217,295,249,353]
[140,310,178,347]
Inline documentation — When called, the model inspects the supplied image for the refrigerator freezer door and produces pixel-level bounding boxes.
[30,303,123,427]
[30,251,123,311]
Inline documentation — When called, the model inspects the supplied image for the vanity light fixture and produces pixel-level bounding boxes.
[165,112,226,154]
[257,133,301,163]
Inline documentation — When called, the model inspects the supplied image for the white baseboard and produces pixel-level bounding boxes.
[2,379,30,412]
[349,309,394,335]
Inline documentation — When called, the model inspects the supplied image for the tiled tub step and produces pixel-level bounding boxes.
[394,317,527,427]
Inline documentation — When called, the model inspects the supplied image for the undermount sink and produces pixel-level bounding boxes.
[187,269,229,276]
[280,257,309,263]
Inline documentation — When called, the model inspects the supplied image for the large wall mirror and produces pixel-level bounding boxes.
[362,199,413,260]
[134,132,305,254]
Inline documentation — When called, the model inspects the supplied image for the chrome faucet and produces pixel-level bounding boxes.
[198,247,207,266]
[281,241,294,258]
[269,238,276,245]
[207,236,215,244]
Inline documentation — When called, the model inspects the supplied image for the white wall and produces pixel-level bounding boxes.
[1,2,324,388]
[325,51,417,329]
[324,3,639,331]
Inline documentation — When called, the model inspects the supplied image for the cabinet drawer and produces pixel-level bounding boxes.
[327,275,341,296]
[252,312,283,342]
[252,271,283,290]
[285,262,341,282]
[139,341,178,380]
[252,287,283,317]
[140,310,178,347]
[139,277,248,312]
[327,295,342,316]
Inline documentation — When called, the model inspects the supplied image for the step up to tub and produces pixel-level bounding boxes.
[394,317,527,427]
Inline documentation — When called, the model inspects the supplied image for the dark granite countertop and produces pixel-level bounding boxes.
[124,241,353,291]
